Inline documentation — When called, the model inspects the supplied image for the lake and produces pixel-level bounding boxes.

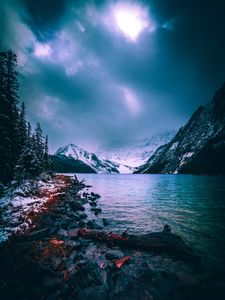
[75,173,225,276]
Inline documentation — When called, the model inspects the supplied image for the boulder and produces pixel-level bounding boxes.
[28,228,50,240]
[90,207,102,215]
[87,220,103,230]
[105,250,125,261]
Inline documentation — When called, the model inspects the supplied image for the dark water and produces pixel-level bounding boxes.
[76,174,225,275]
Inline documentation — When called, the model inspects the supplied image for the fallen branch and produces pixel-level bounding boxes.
[79,228,199,262]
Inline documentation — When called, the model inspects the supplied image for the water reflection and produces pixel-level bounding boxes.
[76,174,225,272]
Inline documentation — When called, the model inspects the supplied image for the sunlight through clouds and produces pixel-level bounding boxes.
[34,43,52,57]
[123,87,141,115]
[102,1,156,42]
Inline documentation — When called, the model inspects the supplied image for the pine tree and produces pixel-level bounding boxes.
[43,135,53,174]
[0,49,8,183]
[34,123,45,173]
[0,50,20,183]
[15,122,40,180]
[18,102,27,152]
[0,48,53,183]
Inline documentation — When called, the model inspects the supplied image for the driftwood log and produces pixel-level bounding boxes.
[78,228,199,262]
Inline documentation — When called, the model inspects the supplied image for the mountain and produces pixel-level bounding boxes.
[53,144,120,174]
[97,131,176,168]
[137,83,225,174]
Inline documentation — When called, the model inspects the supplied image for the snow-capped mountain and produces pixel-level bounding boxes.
[53,131,176,174]
[97,131,176,168]
[54,144,119,174]
[137,83,225,174]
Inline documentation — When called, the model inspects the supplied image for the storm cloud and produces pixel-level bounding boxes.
[1,0,225,152]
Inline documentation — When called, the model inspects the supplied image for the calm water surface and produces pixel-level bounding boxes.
[75,174,225,273]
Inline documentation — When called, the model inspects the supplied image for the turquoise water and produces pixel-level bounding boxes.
[76,174,225,274]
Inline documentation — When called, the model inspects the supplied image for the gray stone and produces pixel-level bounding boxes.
[105,250,125,261]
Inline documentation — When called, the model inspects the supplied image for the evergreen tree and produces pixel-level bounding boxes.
[0,48,53,183]
[0,50,20,183]
[15,122,41,180]
[0,50,9,183]
[34,123,45,172]
[43,135,53,174]
[18,102,27,151]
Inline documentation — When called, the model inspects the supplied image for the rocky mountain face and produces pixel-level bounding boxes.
[52,131,175,174]
[137,83,225,174]
[53,144,119,174]
[97,131,176,168]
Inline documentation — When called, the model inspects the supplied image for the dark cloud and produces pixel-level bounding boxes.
[0,0,225,153]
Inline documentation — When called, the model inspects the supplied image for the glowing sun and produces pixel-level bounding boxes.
[112,3,151,41]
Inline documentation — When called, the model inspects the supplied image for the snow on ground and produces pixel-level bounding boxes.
[0,176,68,243]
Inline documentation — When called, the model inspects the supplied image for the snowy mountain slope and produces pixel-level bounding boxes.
[54,144,119,174]
[137,83,225,174]
[97,131,176,168]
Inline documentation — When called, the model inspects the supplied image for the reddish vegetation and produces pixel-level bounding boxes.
[113,256,131,268]
[19,175,72,235]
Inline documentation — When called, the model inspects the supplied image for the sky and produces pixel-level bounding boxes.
[0,0,225,153]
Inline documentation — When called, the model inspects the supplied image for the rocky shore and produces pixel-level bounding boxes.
[0,175,220,300]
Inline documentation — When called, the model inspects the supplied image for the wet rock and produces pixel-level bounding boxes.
[65,240,83,249]
[58,216,72,229]
[70,250,78,261]
[90,207,102,215]
[63,258,74,270]
[24,259,55,279]
[46,291,61,300]
[68,228,80,239]
[28,228,50,240]
[40,216,54,226]
[76,212,88,220]
[78,220,86,227]
[43,277,61,291]
[176,271,197,288]
[114,272,133,295]
[162,224,171,233]
[75,285,109,300]
[105,250,125,261]
[51,257,62,270]
[70,200,85,212]
[103,218,110,226]
[87,220,103,230]
[91,192,101,199]
[89,201,97,207]
[48,226,59,235]
[57,228,68,238]
[67,222,79,230]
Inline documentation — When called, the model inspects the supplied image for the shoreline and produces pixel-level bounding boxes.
[0,175,223,299]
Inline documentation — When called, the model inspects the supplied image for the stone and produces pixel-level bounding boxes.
[57,228,68,238]
[78,220,86,227]
[90,207,102,215]
[91,192,101,198]
[51,257,62,270]
[75,285,108,300]
[176,271,196,287]
[43,277,61,291]
[87,220,103,230]
[68,228,80,238]
[70,200,85,212]
[28,228,50,240]
[102,218,110,226]
[65,240,82,249]
[114,272,133,295]
[105,250,125,261]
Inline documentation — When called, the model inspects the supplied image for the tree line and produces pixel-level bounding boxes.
[0,49,52,184]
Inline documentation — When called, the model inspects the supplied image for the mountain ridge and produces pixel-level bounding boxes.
[136,83,225,174]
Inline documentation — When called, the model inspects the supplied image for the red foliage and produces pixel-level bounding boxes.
[113,256,131,268]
